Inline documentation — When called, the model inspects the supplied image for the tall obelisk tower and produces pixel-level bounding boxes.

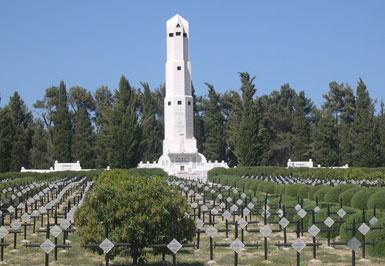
[138,14,228,180]
[163,14,197,154]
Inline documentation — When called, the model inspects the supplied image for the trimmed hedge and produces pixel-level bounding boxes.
[367,189,385,210]
[209,166,385,182]
[324,185,355,203]
[351,188,380,210]
[339,187,361,207]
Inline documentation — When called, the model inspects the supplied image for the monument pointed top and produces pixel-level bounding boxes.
[167,14,189,33]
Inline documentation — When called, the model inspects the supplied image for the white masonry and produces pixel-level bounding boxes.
[138,14,228,181]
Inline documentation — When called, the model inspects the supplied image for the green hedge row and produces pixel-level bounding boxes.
[209,166,385,181]
[0,168,166,186]
[209,175,385,211]
[210,174,385,257]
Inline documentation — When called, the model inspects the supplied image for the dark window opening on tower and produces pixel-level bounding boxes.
[168,101,171,106]
[176,32,181,36]
[188,101,191,105]
[168,33,174,37]
[177,100,182,105]
[176,23,180,27]
[177,66,181,70]
[183,33,187,37]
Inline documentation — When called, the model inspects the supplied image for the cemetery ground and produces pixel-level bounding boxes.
[2,211,385,265]
[1,168,385,265]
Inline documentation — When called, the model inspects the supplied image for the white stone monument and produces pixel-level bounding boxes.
[138,14,228,181]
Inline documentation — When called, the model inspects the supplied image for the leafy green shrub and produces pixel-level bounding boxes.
[324,185,355,203]
[313,186,331,202]
[366,217,385,257]
[308,186,324,201]
[297,185,311,199]
[351,188,380,210]
[367,189,385,210]
[258,181,276,194]
[76,170,194,264]
[285,184,303,198]
[339,211,366,241]
[209,166,385,183]
[339,187,361,206]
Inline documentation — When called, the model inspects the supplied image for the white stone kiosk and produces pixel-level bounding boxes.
[138,14,228,181]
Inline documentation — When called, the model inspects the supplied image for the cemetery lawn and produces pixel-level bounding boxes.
[5,224,385,265]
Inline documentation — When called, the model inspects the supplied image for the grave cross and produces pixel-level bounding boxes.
[275,220,322,266]
[0,213,10,263]
[151,221,196,266]
[84,222,132,266]
[24,218,71,266]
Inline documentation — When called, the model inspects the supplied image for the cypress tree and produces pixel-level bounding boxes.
[222,90,242,166]
[52,81,72,162]
[94,86,113,168]
[312,111,339,166]
[109,76,141,168]
[236,72,259,166]
[0,107,13,172]
[8,92,33,171]
[291,91,312,160]
[70,87,96,169]
[339,86,355,166]
[30,120,51,169]
[351,79,378,167]
[140,82,162,162]
[192,84,205,152]
[203,83,225,161]
[377,101,385,166]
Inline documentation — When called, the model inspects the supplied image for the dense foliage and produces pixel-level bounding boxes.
[1,74,385,171]
[209,166,385,181]
[75,170,194,264]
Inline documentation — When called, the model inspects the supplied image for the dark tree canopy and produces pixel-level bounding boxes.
[1,74,384,172]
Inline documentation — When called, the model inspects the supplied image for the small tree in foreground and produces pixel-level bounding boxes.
[75,170,194,264]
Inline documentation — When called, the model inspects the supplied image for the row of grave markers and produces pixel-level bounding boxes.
[170,177,383,266]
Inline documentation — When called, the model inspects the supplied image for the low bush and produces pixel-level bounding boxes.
[351,188,380,210]
[324,185,355,203]
[76,170,194,264]
[313,186,331,202]
[285,184,303,198]
[209,166,385,182]
[366,217,385,257]
[338,187,361,206]
[367,189,385,210]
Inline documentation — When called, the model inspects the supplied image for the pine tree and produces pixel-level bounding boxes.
[140,82,162,162]
[236,72,259,166]
[69,87,96,168]
[52,81,72,162]
[30,120,51,169]
[351,79,378,167]
[291,91,313,160]
[94,86,113,168]
[312,111,339,166]
[8,92,33,171]
[109,76,141,168]
[203,83,225,161]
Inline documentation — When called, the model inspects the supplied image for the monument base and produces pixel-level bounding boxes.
[138,152,228,182]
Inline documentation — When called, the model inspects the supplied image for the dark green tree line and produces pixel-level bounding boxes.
[1,74,384,172]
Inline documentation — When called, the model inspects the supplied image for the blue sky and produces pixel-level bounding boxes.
[1,1,385,109]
